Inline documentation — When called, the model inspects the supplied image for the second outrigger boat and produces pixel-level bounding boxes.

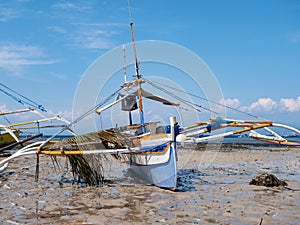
[0,83,75,152]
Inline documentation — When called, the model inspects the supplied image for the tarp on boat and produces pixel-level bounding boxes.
[133,89,180,106]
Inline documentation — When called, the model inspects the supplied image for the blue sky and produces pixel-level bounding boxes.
[1,0,300,129]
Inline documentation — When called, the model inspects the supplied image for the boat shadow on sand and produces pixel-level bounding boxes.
[175,169,210,192]
[57,168,211,192]
[125,168,210,192]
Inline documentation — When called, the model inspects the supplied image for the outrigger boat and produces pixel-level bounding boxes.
[0,129,19,147]
[0,109,32,147]
[1,21,300,190]
[178,117,300,146]
[0,83,75,151]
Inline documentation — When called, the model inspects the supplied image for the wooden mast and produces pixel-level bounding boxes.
[129,22,145,133]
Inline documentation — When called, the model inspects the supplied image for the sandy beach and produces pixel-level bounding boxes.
[1,144,299,224]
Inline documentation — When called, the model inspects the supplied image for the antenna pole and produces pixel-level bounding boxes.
[122,45,127,83]
[122,45,133,126]
[130,22,140,78]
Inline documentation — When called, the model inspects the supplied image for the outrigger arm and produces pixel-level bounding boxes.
[178,117,300,146]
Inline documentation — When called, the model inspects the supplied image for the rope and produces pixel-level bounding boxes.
[39,87,123,148]
[144,79,220,115]
[144,78,265,120]
[72,87,122,126]
[0,82,47,112]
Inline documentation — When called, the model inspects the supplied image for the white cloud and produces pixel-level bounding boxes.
[53,2,91,13]
[74,22,126,28]
[54,74,67,80]
[0,5,19,22]
[226,96,300,115]
[72,30,115,50]
[0,104,9,112]
[48,26,67,34]
[49,23,119,51]
[49,1,125,51]
[53,3,77,10]
[220,98,240,108]
[280,97,300,112]
[246,97,277,112]
[0,43,56,75]
[76,35,114,50]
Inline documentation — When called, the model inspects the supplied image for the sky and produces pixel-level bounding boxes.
[0,0,300,131]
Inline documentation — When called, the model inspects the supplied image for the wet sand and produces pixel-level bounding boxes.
[1,145,300,224]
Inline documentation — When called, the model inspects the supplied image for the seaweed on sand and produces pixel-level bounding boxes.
[249,173,288,187]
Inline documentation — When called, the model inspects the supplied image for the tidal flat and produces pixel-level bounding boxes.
[1,144,299,224]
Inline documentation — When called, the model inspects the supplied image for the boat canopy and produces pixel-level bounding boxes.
[132,88,180,106]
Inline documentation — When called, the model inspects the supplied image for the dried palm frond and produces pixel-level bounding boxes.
[47,128,140,185]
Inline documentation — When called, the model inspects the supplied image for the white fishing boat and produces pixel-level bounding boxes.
[1,16,300,191]
[128,117,178,189]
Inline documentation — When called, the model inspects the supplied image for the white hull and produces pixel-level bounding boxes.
[129,143,177,189]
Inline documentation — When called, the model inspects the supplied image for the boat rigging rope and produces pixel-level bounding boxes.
[0,82,47,112]
[144,79,220,115]
[144,78,265,120]
[39,87,123,148]
[72,87,122,127]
